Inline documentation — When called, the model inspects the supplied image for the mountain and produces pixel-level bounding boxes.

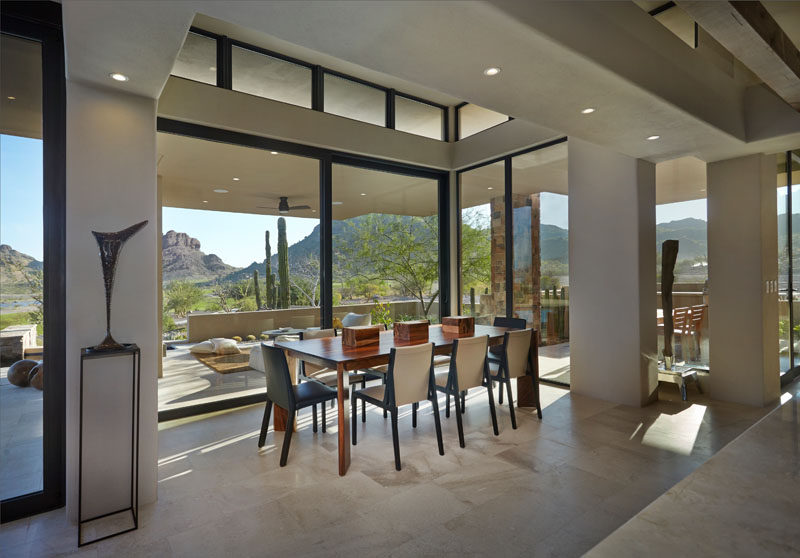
[541,224,569,263]
[0,244,43,290]
[655,218,707,261]
[162,230,239,282]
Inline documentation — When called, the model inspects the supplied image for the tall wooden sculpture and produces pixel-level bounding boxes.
[91,220,148,351]
[661,240,679,369]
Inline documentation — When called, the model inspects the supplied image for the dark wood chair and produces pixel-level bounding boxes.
[258,343,337,467]
[434,335,498,447]
[351,342,444,470]
[487,328,541,428]
[488,316,527,404]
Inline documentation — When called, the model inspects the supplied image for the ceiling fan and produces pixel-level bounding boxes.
[257,196,311,214]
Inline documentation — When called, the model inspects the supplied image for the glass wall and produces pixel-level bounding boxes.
[232,46,313,108]
[324,74,385,126]
[457,103,509,139]
[157,133,320,417]
[778,151,800,374]
[332,164,439,325]
[171,31,218,85]
[395,95,444,140]
[459,161,504,324]
[0,34,44,500]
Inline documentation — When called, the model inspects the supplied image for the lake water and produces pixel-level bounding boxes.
[0,300,36,310]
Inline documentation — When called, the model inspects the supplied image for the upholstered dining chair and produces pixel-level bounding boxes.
[487,328,540,428]
[258,344,337,467]
[489,316,528,404]
[434,335,497,447]
[351,342,444,470]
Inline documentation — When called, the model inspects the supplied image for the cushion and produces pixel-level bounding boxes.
[210,338,241,355]
[189,340,215,354]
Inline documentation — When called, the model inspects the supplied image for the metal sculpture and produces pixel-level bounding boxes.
[661,239,679,369]
[91,220,148,351]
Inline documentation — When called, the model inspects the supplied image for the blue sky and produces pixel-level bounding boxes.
[1,135,44,260]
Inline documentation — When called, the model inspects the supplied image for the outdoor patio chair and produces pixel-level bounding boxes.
[489,316,527,404]
[341,312,371,327]
[258,344,337,467]
[487,328,540,428]
[434,335,498,447]
[351,342,444,471]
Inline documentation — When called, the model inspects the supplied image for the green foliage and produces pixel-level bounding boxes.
[162,311,177,333]
[460,208,491,295]
[253,269,262,309]
[238,297,257,312]
[246,334,256,341]
[165,280,204,318]
[265,230,275,308]
[370,300,392,328]
[278,217,290,309]
[232,336,242,343]
[0,311,43,335]
[260,334,268,340]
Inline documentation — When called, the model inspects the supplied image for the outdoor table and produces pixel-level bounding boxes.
[275,324,539,475]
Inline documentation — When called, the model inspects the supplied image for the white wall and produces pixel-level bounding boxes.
[65,81,158,520]
[707,154,780,406]
[568,137,658,407]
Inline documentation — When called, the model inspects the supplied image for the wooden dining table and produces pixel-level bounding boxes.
[275,324,539,476]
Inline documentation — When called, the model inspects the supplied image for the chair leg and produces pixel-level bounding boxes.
[312,404,318,433]
[322,399,327,433]
[351,392,358,445]
[445,391,451,418]
[498,380,504,405]
[453,389,465,448]
[382,375,388,419]
[279,408,296,467]
[412,402,418,428]
[258,398,273,448]
[486,382,499,436]
[390,408,401,471]
[361,379,367,417]
[533,376,542,420]
[461,390,466,412]
[505,379,517,430]
[430,395,445,456]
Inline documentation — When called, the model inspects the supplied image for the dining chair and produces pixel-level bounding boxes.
[258,344,338,467]
[299,328,381,417]
[351,342,444,471]
[489,316,527,404]
[434,335,498,447]
[341,312,371,327]
[487,328,540,428]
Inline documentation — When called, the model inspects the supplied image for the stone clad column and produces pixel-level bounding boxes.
[707,154,779,406]
[568,138,657,407]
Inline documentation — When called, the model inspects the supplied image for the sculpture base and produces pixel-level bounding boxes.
[89,334,128,353]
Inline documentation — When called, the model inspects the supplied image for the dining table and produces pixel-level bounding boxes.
[274,323,539,475]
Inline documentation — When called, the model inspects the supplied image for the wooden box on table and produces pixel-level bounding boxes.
[342,325,382,348]
[393,320,430,343]
[442,315,475,336]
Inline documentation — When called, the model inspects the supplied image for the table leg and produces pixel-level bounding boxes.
[337,362,351,476]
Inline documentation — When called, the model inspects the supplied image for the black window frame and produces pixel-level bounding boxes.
[0,0,67,524]
[156,117,450,421]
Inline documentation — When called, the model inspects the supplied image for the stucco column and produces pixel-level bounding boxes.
[568,137,657,407]
[707,154,779,406]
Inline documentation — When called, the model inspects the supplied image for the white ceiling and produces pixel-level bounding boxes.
[61,0,800,165]
[0,35,42,139]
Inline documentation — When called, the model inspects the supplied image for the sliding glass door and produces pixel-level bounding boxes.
[778,150,800,381]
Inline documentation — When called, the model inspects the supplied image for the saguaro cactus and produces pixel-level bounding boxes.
[265,231,275,308]
[278,217,289,309]
[253,269,262,309]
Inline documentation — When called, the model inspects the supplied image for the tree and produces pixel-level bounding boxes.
[277,217,290,308]
[460,208,491,294]
[265,230,275,308]
[338,214,440,317]
[290,254,320,306]
[165,280,204,317]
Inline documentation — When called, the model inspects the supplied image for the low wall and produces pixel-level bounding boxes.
[186,300,438,342]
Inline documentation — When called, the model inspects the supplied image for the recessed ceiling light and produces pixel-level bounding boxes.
[483,67,501,76]
[202,200,208,203]
[232,177,240,181]
[213,188,229,193]
[646,135,660,141]
[487,187,494,190]
[332,201,343,205]
[581,108,595,114]
[360,193,366,196]
[7,96,16,100]
[270,151,278,155]
[109,72,129,82]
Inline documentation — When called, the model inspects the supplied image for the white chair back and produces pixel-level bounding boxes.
[504,329,533,379]
[452,335,489,390]
[342,312,371,327]
[390,343,433,407]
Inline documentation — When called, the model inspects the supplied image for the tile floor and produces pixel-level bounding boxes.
[0,380,774,557]
[0,366,43,501]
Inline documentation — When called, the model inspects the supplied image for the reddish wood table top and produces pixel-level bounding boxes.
[275,324,509,370]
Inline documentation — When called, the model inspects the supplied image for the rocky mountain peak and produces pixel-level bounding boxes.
[162,230,201,251]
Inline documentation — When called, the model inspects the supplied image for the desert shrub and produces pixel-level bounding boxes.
[232,336,242,343]
[246,334,256,341]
